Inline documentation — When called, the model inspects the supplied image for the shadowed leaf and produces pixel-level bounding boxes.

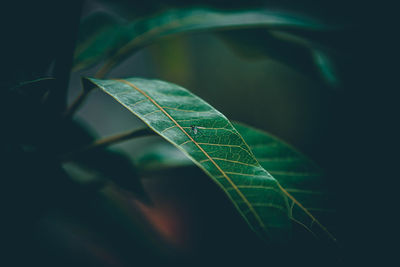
[73,12,124,72]
[136,141,194,170]
[218,29,339,86]
[74,8,333,78]
[13,77,56,100]
[61,120,149,202]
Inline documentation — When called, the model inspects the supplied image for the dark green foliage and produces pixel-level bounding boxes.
[74,7,334,80]
[4,0,392,266]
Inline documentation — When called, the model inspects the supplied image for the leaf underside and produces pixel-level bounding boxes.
[83,77,335,243]
[74,8,330,77]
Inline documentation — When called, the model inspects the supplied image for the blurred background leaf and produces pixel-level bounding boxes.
[74,7,339,86]
[61,120,150,201]
[2,0,392,266]
[218,29,340,86]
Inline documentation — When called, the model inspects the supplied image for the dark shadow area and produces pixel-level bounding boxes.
[1,0,395,266]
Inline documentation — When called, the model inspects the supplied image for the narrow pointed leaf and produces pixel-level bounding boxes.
[83,77,335,243]
[74,8,331,75]
[73,12,123,72]
[13,77,56,99]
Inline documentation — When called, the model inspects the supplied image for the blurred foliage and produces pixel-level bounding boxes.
[74,6,338,86]
[85,77,330,244]
[2,0,391,266]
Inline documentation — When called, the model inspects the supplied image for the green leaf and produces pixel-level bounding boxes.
[136,121,335,236]
[73,12,124,72]
[83,77,335,243]
[218,29,339,86]
[74,8,331,76]
[136,141,194,170]
[60,120,149,201]
[232,123,335,231]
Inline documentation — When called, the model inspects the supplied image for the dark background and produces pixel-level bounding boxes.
[1,0,396,266]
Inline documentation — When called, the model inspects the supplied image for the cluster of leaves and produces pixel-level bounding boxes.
[3,1,341,266]
[72,4,339,243]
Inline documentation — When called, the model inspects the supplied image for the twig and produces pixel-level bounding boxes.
[61,127,155,161]
[63,88,92,118]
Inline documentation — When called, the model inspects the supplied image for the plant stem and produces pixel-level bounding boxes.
[95,61,113,78]
[63,88,92,118]
[61,127,155,161]
[86,128,155,151]
[95,48,140,78]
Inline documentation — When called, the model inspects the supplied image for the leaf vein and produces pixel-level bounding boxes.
[201,157,258,167]
[116,79,267,232]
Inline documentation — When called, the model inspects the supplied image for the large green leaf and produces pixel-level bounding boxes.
[74,8,331,76]
[83,77,334,243]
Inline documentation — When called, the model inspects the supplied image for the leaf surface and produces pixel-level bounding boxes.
[74,8,331,76]
[83,77,334,243]
[233,123,335,234]
[137,121,335,237]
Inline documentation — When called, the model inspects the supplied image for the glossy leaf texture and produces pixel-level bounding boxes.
[232,123,335,236]
[74,8,332,77]
[136,122,335,238]
[83,77,335,243]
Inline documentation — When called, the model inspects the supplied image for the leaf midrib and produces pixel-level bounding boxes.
[98,78,336,243]
[115,79,266,230]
